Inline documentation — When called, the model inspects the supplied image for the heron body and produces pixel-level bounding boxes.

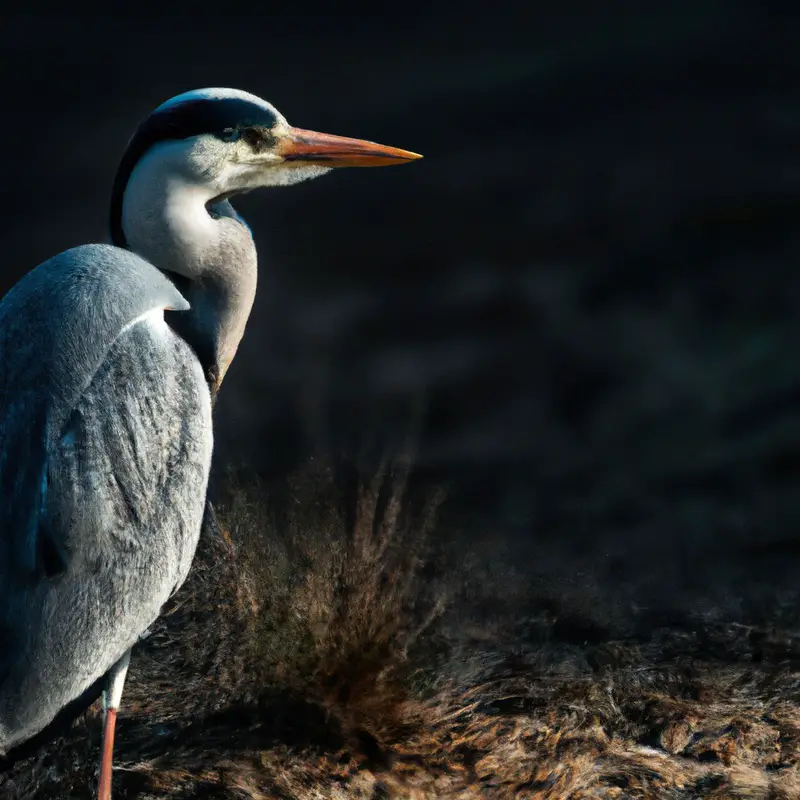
[0,245,211,751]
[0,87,420,796]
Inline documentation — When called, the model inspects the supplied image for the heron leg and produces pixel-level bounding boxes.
[97,649,131,800]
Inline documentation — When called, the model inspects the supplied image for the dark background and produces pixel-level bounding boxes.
[1,5,797,630]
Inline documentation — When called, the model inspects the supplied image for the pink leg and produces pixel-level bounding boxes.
[97,650,131,800]
[97,708,117,800]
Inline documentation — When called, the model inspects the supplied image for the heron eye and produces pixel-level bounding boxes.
[219,128,241,142]
[242,127,265,149]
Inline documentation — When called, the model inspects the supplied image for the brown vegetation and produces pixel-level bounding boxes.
[2,459,800,799]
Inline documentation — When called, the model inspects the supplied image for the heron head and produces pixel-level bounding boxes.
[110,88,422,246]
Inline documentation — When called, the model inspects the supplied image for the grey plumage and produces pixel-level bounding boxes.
[0,244,211,751]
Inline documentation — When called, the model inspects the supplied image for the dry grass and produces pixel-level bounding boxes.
[1,458,800,799]
[221,455,447,732]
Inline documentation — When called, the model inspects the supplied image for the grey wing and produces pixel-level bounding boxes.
[0,243,190,580]
[0,245,212,752]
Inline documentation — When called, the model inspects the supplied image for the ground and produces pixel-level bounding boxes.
[1,458,799,800]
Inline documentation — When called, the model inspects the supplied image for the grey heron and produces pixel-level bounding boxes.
[0,87,421,799]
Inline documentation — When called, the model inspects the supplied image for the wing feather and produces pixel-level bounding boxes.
[0,244,188,579]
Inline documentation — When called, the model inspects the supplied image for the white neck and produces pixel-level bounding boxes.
[121,141,258,391]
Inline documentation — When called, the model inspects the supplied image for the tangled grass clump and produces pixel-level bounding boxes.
[222,455,447,725]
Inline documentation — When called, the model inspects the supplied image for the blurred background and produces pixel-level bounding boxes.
[0,4,797,632]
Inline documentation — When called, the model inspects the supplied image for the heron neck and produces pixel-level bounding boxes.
[120,167,257,395]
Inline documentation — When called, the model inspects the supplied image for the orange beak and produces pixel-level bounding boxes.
[278,126,423,167]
